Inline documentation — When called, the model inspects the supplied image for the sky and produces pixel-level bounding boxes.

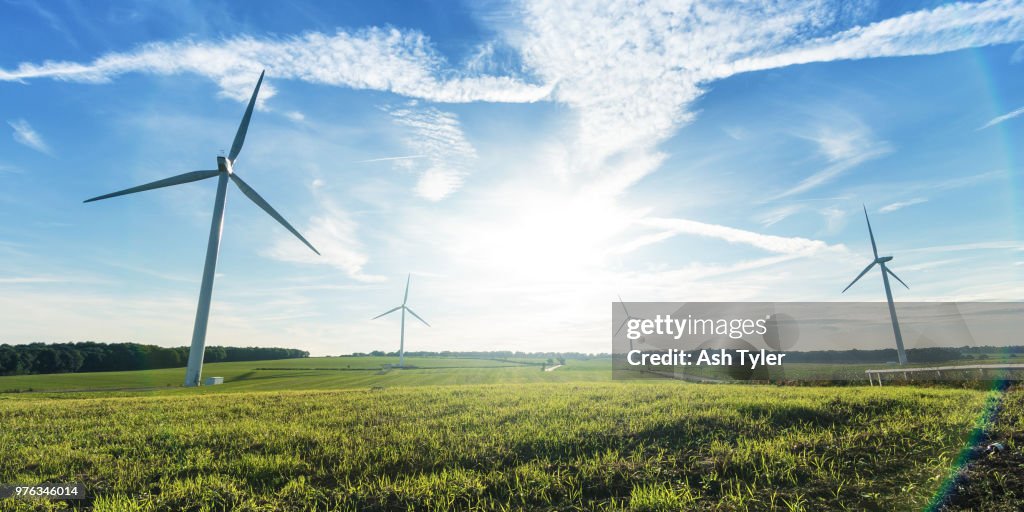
[0,0,1022,356]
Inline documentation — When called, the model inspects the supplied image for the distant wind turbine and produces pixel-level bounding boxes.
[373,274,429,367]
[84,71,320,387]
[842,205,909,365]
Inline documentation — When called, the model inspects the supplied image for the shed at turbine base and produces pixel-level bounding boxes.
[204,376,224,386]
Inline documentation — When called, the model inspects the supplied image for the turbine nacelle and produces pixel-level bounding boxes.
[875,256,893,263]
[216,156,234,174]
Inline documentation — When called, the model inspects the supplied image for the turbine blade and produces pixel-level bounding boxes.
[372,305,402,319]
[618,294,631,316]
[403,274,411,306]
[614,317,630,336]
[228,70,265,163]
[863,205,878,259]
[84,170,219,203]
[886,267,910,289]
[842,262,877,293]
[405,306,430,327]
[229,173,320,255]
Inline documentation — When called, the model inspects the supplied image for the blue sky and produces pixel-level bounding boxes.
[1,0,1022,355]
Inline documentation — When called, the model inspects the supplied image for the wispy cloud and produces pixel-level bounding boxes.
[0,1,1019,204]
[0,163,22,174]
[757,204,803,227]
[819,206,847,234]
[6,0,79,48]
[901,241,1024,254]
[770,123,892,200]
[7,119,52,154]
[386,104,478,201]
[0,28,552,104]
[978,106,1024,130]
[355,154,426,164]
[499,0,1020,200]
[633,217,842,256]
[879,197,928,213]
[724,0,1024,76]
[265,196,383,283]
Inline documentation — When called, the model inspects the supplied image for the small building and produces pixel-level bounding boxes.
[204,376,224,386]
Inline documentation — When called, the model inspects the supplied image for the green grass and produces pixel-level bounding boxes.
[0,379,994,511]
[635,356,1024,383]
[0,357,609,394]
[0,357,1009,510]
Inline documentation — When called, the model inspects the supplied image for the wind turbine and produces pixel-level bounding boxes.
[373,274,429,367]
[842,205,909,365]
[614,295,645,351]
[84,71,320,387]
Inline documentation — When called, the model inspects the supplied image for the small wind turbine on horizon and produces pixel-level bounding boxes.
[373,274,429,367]
[842,205,910,365]
[84,71,320,387]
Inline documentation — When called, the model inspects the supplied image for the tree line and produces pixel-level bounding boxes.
[0,342,308,376]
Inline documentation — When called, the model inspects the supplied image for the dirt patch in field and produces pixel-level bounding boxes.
[933,384,1024,512]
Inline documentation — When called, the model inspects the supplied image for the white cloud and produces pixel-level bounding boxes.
[8,119,51,154]
[879,197,928,213]
[0,28,552,104]
[386,105,478,200]
[724,0,1024,76]
[978,106,1024,130]
[497,0,1022,199]
[265,197,384,283]
[284,110,305,122]
[757,204,803,227]
[636,217,842,256]
[901,241,1024,254]
[355,155,425,164]
[1,0,1020,197]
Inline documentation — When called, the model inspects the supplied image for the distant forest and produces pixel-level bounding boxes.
[0,342,308,376]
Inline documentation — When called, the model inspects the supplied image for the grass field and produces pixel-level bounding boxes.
[631,356,1024,383]
[0,357,608,394]
[0,357,1014,510]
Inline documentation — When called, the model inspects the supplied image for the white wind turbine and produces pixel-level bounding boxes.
[373,274,429,367]
[84,71,319,387]
[842,205,910,365]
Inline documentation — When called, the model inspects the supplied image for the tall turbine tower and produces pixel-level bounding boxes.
[842,205,910,365]
[373,274,429,367]
[84,71,320,386]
